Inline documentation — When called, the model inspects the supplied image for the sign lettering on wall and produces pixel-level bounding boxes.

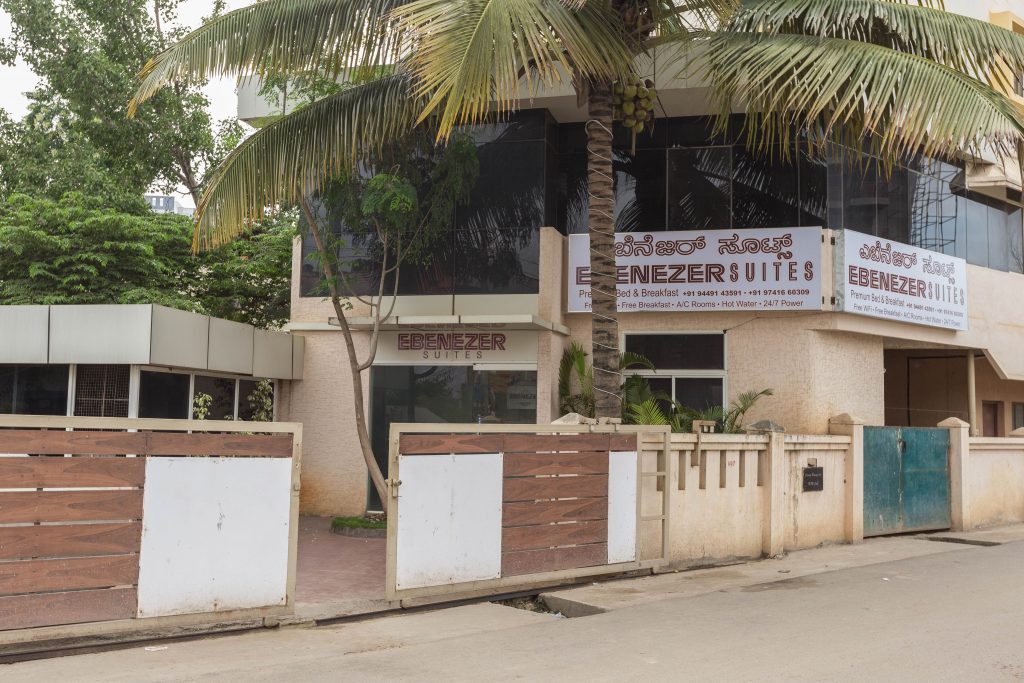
[567,228,824,313]
[375,330,538,365]
[835,230,969,331]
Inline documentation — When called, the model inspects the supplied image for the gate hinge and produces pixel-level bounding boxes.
[387,478,402,498]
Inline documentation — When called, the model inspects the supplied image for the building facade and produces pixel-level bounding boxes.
[254,2,1024,515]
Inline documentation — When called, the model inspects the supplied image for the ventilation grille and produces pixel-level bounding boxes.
[74,365,130,417]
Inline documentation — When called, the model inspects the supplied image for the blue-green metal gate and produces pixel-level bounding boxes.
[863,427,951,537]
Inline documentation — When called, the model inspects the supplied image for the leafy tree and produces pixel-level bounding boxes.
[296,130,478,505]
[0,0,242,205]
[0,0,294,327]
[0,192,294,327]
[0,192,200,308]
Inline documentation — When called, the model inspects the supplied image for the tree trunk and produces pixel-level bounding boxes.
[586,82,621,419]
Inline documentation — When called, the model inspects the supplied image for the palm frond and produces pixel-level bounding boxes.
[396,0,634,137]
[627,398,670,427]
[619,351,655,371]
[193,73,421,249]
[704,31,1024,163]
[730,0,1024,93]
[130,0,405,114]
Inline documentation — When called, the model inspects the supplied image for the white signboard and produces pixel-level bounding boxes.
[568,228,823,313]
[836,230,968,331]
[374,330,538,365]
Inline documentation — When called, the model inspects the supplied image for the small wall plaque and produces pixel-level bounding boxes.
[802,466,824,492]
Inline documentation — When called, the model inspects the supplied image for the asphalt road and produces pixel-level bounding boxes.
[7,538,1024,682]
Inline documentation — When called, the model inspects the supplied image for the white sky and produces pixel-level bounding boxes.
[0,0,252,206]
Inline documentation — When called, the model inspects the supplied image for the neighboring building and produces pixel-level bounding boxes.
[145,194,196,217]
[255,2,1024,515]
[0,305,303,421]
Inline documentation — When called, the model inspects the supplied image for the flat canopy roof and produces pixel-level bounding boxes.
[0,305,303,380]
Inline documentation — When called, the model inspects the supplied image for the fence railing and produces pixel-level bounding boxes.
[0,415,301,636]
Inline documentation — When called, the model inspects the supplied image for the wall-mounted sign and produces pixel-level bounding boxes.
[835,230,968,331]
[568,228,823,314]
[802,466,824,492]
[374,330,538,365]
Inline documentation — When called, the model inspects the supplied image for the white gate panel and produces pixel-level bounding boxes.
[396,453,503,591]
[608,450,638,564]
[137,457,292,618]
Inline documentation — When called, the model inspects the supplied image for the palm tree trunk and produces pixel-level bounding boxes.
[586,83,621,419]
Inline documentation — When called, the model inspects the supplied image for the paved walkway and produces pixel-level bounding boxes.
[295,517,385,608]
[10,525,1024,682]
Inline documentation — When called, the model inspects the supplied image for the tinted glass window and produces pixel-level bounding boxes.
[675,377,725,412]
[625,334,725,370]
[842,158,879,235]
[877,168,910,244]
[138,371,189,419]
[732,146,799,229]
[453,228,539,294]
[615,149,666,232]
[667,147,732,230]
[0,365,69,415]
[193,375,236,420]
[558,153,588,235]
[799,151,829,227]
[239,379,275,421]
[456,141,547,231]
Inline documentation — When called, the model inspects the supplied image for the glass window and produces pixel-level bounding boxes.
[558,152,588,235]
[193,375,236,420]
[453,228,539,294]
[675,377,725,412]
[75,365,130,418]
[965,195,990,268]
[667,147,732,230]
[625,334,725,370]
[456,140,547,232]
[798,150,830,227]
[1013,403,1024,431]
[877,168,910,244]
[138,370,189,419]
[842,157,879,235]
[988,204,1013,272]
[238,379,275,421]
[732,146,799,229]
[614,149,666,232]
[472,370,538,424]
[0,365,69,415]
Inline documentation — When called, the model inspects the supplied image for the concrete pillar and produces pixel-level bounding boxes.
[830,413,865,543]
[967,351,979,437]
[940,417,972,531]
[748,422,786,558]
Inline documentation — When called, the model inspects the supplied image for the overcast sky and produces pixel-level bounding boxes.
[0,1,251,205]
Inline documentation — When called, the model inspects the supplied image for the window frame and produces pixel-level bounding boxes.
[621,331,728,411]
[137,366,277,421]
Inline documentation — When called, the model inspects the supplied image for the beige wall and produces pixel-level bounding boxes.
[568,311,884,433]
[279,330,371,516]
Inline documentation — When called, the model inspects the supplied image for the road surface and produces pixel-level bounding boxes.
[6,537,1024,681]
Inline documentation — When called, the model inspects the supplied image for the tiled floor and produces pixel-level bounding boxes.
[295,517,386,605]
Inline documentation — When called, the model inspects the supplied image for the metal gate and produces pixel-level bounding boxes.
[863,426,951,536]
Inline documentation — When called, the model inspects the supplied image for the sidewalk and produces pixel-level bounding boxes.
[541,524,1024,616]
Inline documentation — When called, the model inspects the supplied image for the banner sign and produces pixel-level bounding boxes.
[567,228,823,313]
[835,230,968,331]
[375,330,538,365]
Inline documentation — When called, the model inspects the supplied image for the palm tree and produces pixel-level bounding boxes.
[131,0,1024,500]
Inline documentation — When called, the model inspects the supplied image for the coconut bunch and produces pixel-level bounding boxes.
[613,75,657,135]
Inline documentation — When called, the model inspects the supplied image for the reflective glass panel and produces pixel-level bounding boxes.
[624,334,725,370]
[667,147,732,230]
[193,375,236,420]
[138,371,189,419]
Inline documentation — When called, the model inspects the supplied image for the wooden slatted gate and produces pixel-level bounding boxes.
[0,419,301,634]
[385,425,670,602]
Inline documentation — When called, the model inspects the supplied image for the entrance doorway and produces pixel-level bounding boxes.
[982,401,1002,437]
[368,366,537,511]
